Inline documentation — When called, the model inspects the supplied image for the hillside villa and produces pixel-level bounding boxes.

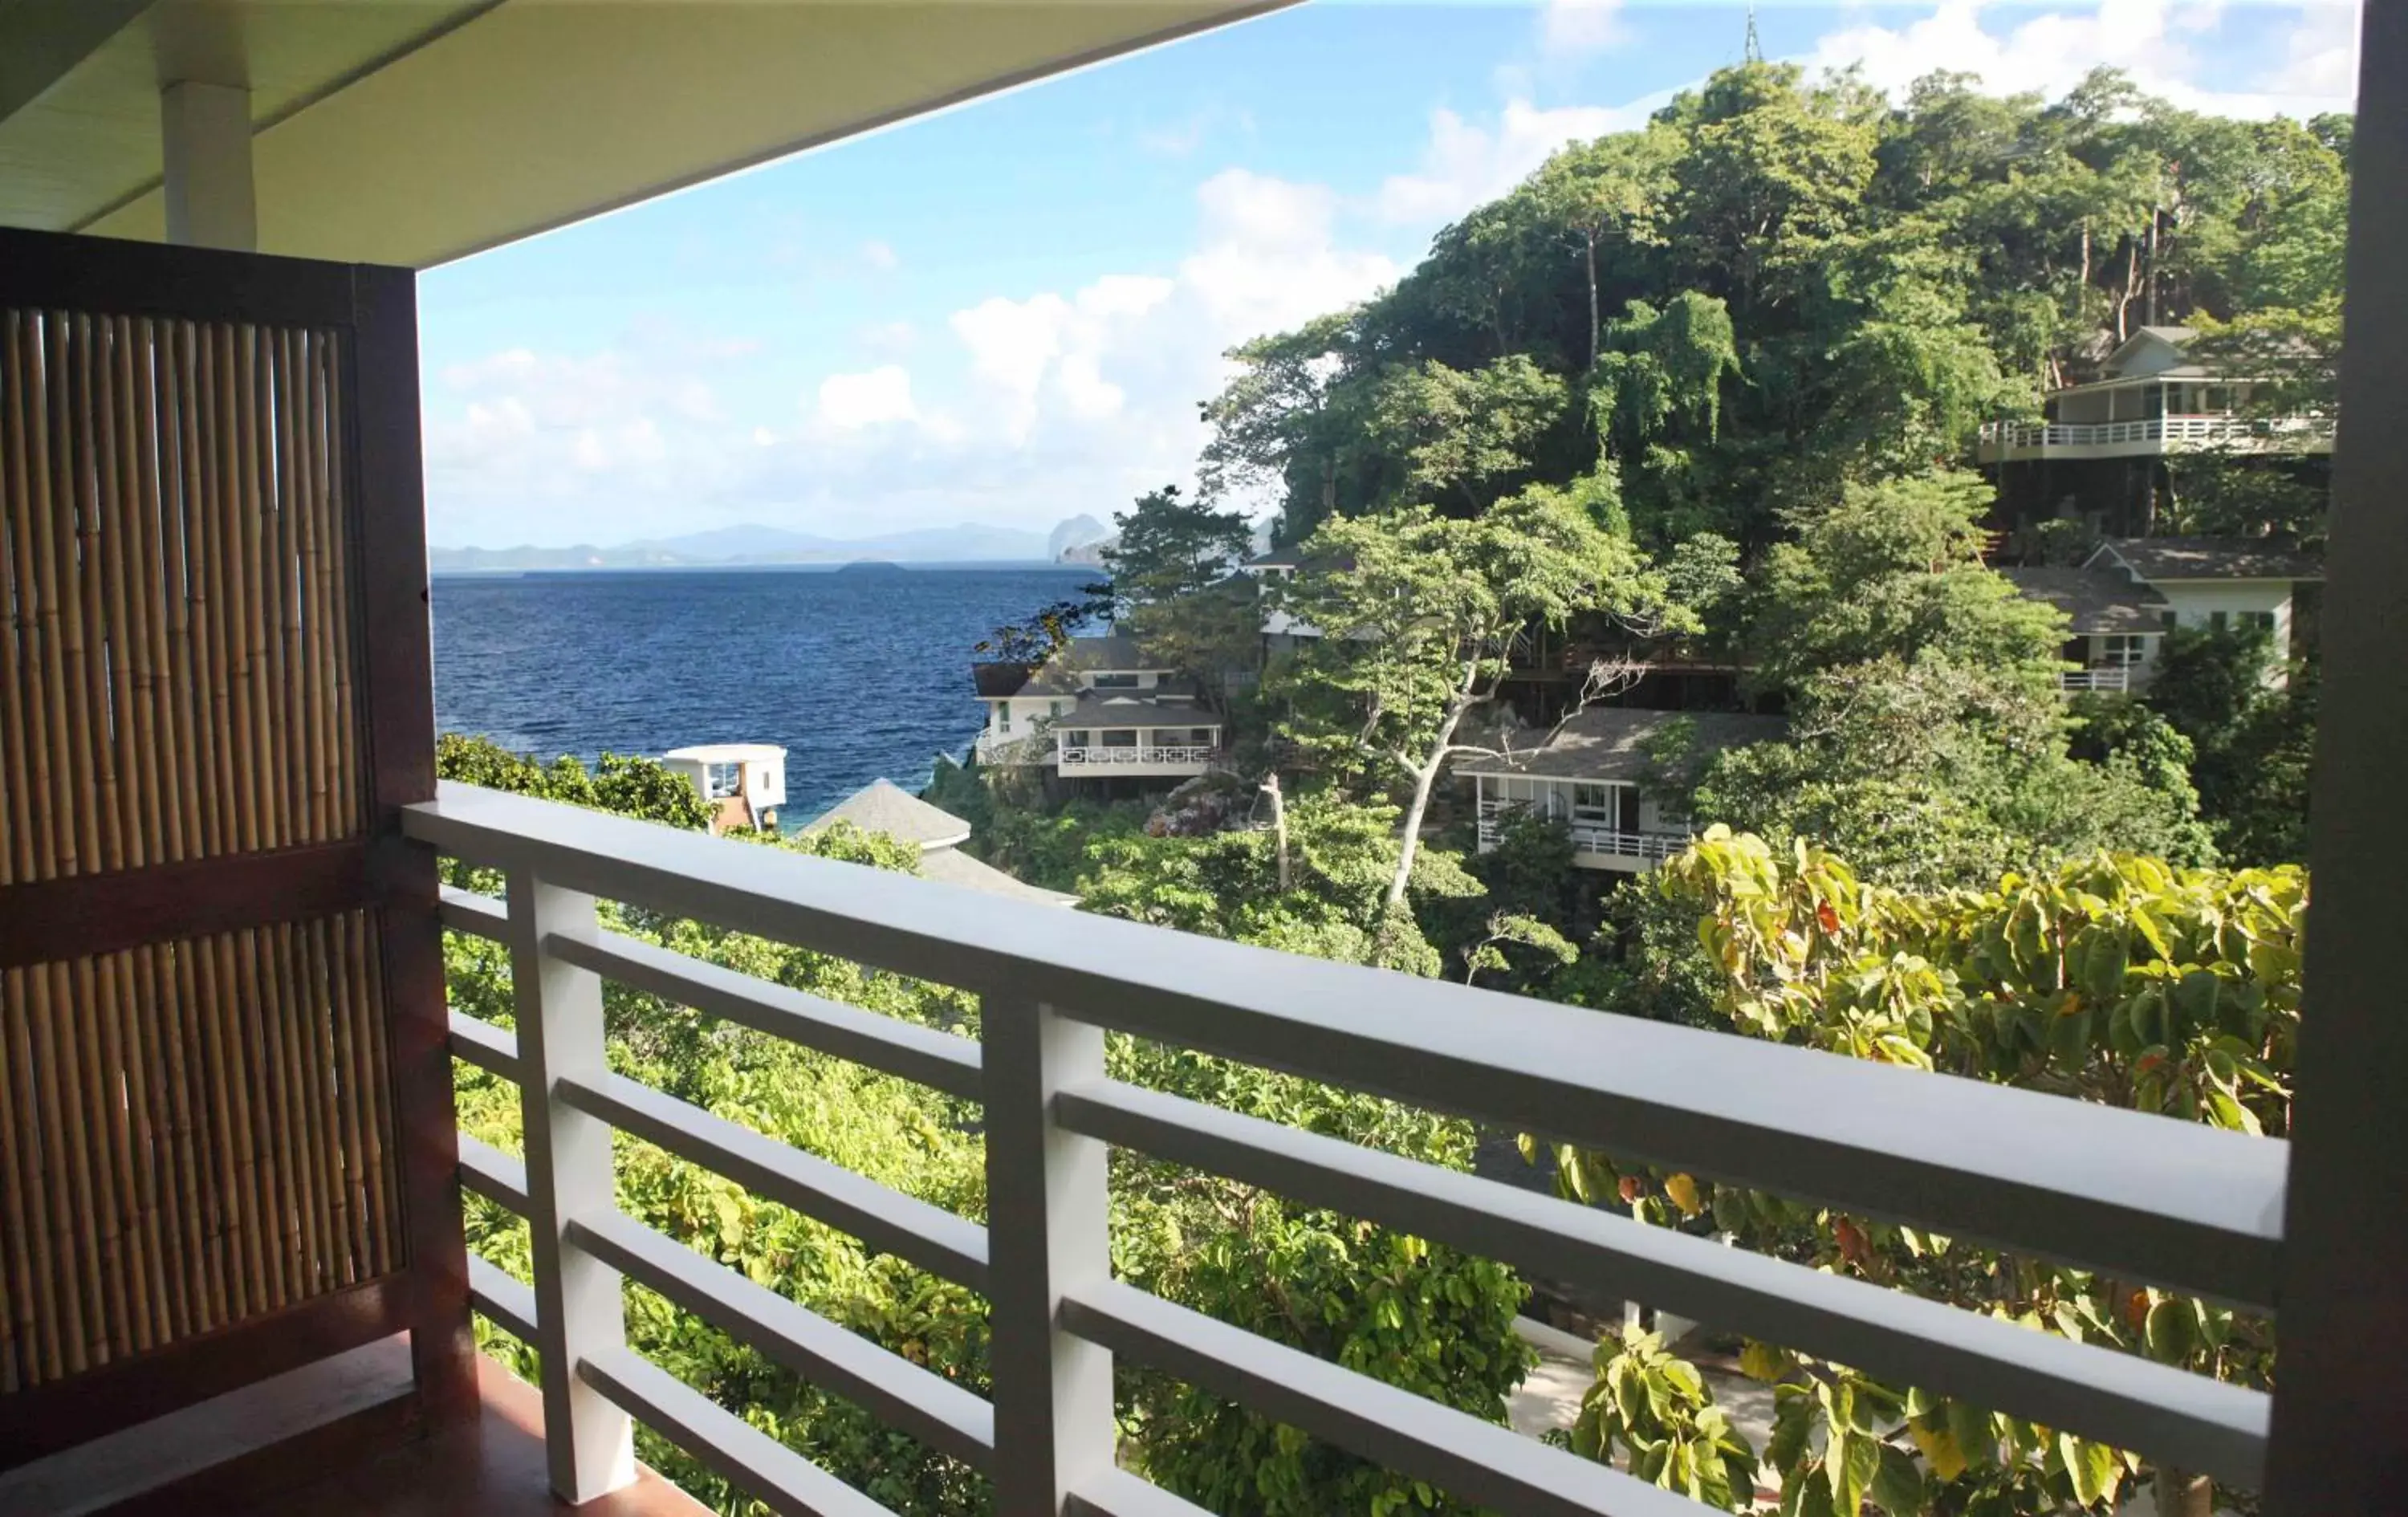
[661,743,787,832]
[1981,325,2335,534]
[2004,537,2321,692]
[1458,709,1784,873]
[973,634,1225,782]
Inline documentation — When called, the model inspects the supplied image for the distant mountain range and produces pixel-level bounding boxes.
[429,519,1093,572]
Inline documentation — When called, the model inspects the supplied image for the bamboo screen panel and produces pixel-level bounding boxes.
[0,309,365,885]
[0,913,401,1391]
[0,307,400,1395]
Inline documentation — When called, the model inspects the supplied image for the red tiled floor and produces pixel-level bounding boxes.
[231,1357,707,1517]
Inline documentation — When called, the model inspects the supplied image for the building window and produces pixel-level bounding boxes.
[1103,730,1138,748]
[999,702,1011,732]
[705,763,740,799]
[1092,673,1140,689]
[2243,611,2276,633]
[2100,635,2150,666]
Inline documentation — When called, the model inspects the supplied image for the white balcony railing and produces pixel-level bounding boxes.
[2060,665,2135,693]
[1057,744,1219,767]
[408,780,2278,1515]
[1477,803,1695,865]
[1979,413,2337,453]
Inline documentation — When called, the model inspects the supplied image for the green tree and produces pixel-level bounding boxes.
[1365,355,1570,514]
[1745,470,2063,698]
[1271,479,1672,907]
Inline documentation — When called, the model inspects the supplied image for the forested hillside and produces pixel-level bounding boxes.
[1201,61,2346,555]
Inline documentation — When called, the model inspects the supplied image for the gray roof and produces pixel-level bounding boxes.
[1011,634,1175,697]
[2001,567,2170,635]
[1458,709,1784,783]
[918,845,1080,906]
[800,780,971,850]
[2091,537,2322,584]
[1056,689,1220,730]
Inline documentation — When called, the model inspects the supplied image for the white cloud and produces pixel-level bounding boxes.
[948,275,1177,441]
[1184,169,1399,337]
[816,365,920,429]
[1538,0,1628,59]
[859,238,900,271]
[1373,97,1653,226]
[1804,0,2358,119]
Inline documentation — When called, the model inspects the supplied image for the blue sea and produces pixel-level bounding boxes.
[430,564,1095,822]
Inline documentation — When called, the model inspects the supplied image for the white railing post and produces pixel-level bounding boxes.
[507,868,637,1502]
[984,994,1113,1515]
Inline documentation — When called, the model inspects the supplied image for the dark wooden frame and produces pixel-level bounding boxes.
[0,225,470,1465]
[2264,6,2408,1511]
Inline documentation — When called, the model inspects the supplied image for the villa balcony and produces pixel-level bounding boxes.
[1975,413,2337,463]
[2060,665,2139,694]
[1477,812,1694,869]
[1056,742,1222,775]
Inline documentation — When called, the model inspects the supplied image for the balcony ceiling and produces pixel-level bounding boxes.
[0,0,1284,268]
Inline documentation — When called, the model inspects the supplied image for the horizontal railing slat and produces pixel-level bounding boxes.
[1058,1079,2269,1486]
[1063,1279,1701,1517]
[1066,1469,1217,1517]
[404,783,2285,1309]
[579,1344,897,1517]
[466,1254,539,1344]
[457,1133,532,1216]
[439,882,508,942]
[547,927,982,1101]
[555,1070,990,1290]
[449,1009,523,1082]
[568,1208,995,1470]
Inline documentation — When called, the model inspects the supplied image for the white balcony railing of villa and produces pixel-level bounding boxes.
[406,779,2276,1517]
[2060,665,2135,693]
[1057,744,1219,767]
[1978,414,2337,452]
[1476,815,1694,863]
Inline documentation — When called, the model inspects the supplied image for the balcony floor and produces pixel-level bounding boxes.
[214,1354,707,1517]
[4,1338,706,1517]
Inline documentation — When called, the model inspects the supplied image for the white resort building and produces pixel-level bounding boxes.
[973,635,1225,780]
[661,743,787,833]
[1977,326,2336,465]
[803,780,1076,906]
[1458,710,1782,873]
[2005,537,2322,692]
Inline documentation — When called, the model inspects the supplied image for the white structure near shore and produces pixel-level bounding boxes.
[661,743,786,832]
[974,635,1224,780]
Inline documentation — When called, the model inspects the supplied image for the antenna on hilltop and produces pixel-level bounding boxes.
[1744,2,1763,63]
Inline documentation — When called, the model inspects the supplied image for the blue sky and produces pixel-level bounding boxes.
[417,0,2361,550]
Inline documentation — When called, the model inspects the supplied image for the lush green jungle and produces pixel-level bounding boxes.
[443,63,2337,1517]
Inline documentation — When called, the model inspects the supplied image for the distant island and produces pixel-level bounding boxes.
[429,518,1103,572]
[833,559,907,573]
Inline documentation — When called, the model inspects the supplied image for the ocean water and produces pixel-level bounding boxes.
[430,564,1095,822]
